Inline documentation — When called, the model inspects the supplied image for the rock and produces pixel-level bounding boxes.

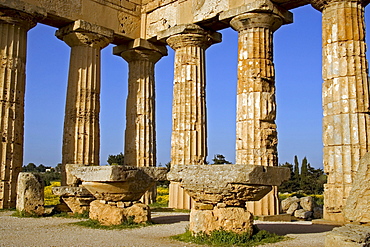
[325,225,370,247]
[344,153,370,224]
[294,209,313,219]
[300,196,314,211]
[313,206,323,219]
[194,203,214,210]
[61,197,91,214]
[189,207,254,235]
[286,202,300,215]
[89,200,150,225]
[281,196,300,212]
[16,172,44,216]
[52,186,92,197]
[167,164,290,206]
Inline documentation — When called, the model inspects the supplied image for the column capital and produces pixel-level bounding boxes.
[310,0,369,11]
[0,9,37,30]
[159,24,221,50]
[230,12,283,33]
[113,38,167,63]
[56,20,113,49]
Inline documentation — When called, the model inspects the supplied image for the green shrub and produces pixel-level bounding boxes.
[172,228,285,246]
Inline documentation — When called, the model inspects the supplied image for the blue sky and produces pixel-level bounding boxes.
[23,5,370,169]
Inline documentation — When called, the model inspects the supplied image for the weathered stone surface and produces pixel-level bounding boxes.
[168,164,289,206]
[66,164,167,182]
[344,153,370,224]
[89,200,150,225]
[189,207,254,235]
[320,0,370,222]
[325,225,370,247]
[300,196,314,212]
[58,21,113,185]
[0,13,36,209]
[281,196,300,212]
[52,186,92,197]
[16,173,44,216]
[61,197,91,214]
[286,202,300,215]
[294,209,313,219]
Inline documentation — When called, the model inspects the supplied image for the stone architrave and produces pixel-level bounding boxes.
[113,39,167,204]
[310,0,370,222]
[56,20,113,185]
[230,12,283,216]
[16,172,44,216]
[161,24,221,209]
[0,11,36,209]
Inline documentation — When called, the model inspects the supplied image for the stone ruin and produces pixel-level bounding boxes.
[0,0,369,235]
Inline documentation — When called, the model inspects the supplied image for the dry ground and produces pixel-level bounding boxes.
[0,211,337,247]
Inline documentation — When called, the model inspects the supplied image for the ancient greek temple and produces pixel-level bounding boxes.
[0,0,369,223]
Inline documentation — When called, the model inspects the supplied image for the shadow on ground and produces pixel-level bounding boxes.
[256,223,338,235]
[152,214,190,224]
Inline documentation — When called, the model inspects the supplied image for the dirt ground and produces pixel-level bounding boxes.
[0,211,338,247]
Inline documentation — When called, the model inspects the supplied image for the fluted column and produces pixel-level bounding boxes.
[166,24,221,209]
[311,0,370,222]
[230,12,283,215]
[0,11,36,209]
[114,40,167,204]
[56,20,113,185]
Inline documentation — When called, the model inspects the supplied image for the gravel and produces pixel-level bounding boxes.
[0,211,338,247]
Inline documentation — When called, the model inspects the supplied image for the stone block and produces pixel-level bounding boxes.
[294,209,313,219]
[62,197,91,214]
[16,172,44,216]
[300,196,314,211]
[52,186,92,197]
[325,225,370,247]
[281,196,300,212]
[89,200,150,225]
[189,207,254,235]
[286,202,300,215]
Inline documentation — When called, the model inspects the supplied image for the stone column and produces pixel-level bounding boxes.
[310,0,370,222]
[230,13,283,215]
[56,20,113,185]
[165,24,221,209]
[113,40,167,204]
[0,11,36,209]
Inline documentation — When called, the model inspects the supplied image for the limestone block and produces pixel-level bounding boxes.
[286,202,300,215]
[344,153,370,224]
[281,196,300,212]
[168,164,289,206]
[313,207,324,219]
[294,209,313,219]
[300,196,314,212]
[62,197,91,214]
[189,207,254,234]
[325,225,370,247]
[90,200,126,225]
[193,0,228,23]
[52,186,92,197]
[89,200,150,225]
[16,173,44,216]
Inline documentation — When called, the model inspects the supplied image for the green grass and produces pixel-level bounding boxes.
[52,211,89,219]
[172,228,285,247]
[72,216,152,230]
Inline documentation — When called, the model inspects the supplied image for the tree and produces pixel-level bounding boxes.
[107,152,125,166]
[55,163,62,173]
[23,163,37,172]
[212,154,232,164]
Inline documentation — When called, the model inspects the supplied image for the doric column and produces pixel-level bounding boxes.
[310,0,370,222]
[164,24,221,209]
[0,11,36,209]
[230,12,283,215]
[113,39,167,204]
[56,20,113,185]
